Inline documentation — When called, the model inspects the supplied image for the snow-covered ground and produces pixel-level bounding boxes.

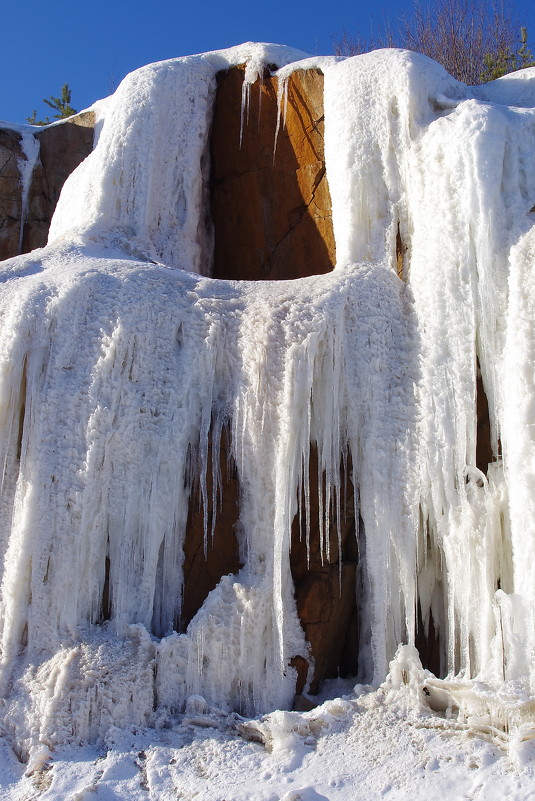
[1,43,535,798]
[2,662,535,800]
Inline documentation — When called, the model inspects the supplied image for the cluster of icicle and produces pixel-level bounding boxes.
[1,42,535,754]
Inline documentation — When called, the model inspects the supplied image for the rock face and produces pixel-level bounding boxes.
[181,429,243,631]
[0,112,95,259]
[188,68,348,694]
[0,129,26,260]
[211,66,335,280]
[1,68,336,283]
[182,434,359,695]
[25,112,95,253]
[289,448,358,693]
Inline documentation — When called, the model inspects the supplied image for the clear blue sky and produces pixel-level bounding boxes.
[2,0,535,124]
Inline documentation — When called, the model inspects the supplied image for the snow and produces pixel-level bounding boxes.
[1,42,535,799]
[1,650,535,800]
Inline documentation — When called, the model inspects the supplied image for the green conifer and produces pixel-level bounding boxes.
[26,84,77,126]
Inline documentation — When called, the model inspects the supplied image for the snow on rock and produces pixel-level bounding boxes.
[0,43,535,759]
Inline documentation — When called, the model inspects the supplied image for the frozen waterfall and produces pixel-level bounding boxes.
[1,43,535,755]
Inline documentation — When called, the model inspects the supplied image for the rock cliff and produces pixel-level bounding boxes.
[211,66,335,280]
[0,112,94,259]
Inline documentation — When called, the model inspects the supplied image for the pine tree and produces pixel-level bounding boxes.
[27,84,77,126]
[480,27,535,82]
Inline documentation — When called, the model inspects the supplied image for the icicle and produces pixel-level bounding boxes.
[273,75,289,163]
[16,131,39,255]
[239,80,250,148]
[239,56,270,148]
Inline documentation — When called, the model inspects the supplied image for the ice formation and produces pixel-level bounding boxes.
[11,126,40,255]
[1,43,535,755]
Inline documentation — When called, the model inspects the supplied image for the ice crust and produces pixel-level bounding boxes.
[1,44,535,754]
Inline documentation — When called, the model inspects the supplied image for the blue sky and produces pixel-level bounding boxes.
[2,0,535,124]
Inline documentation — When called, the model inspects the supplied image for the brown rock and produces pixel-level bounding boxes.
[0,128,27,260]
[0,112,95,260]
[476,357,498,474]
[24,112,95,253]
[292,693,317,712]
[181,427,243,631]
[290,447,359,693]
[210,66,335,280]
[180,432,359,695]
[294,565,358,693]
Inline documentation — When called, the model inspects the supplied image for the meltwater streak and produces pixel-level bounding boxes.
[0,45,534,752]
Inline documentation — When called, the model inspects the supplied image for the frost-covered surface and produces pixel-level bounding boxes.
[1,650,535,801]
[323,49,535,699]
[1,42,535,796]
[0,240,414,752]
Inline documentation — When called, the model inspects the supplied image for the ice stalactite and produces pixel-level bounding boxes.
[273,74,289,162]
[16,130,40,255]
[402,58,535,689]
[1,44,535,754]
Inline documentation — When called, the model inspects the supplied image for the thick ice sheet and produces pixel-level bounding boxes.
[325,50,535,697]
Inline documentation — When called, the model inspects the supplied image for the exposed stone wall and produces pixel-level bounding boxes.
[0,128,28,261]
[0,111,95,259]
[25,111,95,252]
[211,66,335,280]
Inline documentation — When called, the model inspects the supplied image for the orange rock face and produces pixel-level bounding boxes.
[210,66,335,281]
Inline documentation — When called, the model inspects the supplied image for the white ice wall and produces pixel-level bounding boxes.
[1,44,535,754]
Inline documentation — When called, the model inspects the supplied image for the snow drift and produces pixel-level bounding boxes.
[1,43,535,755]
